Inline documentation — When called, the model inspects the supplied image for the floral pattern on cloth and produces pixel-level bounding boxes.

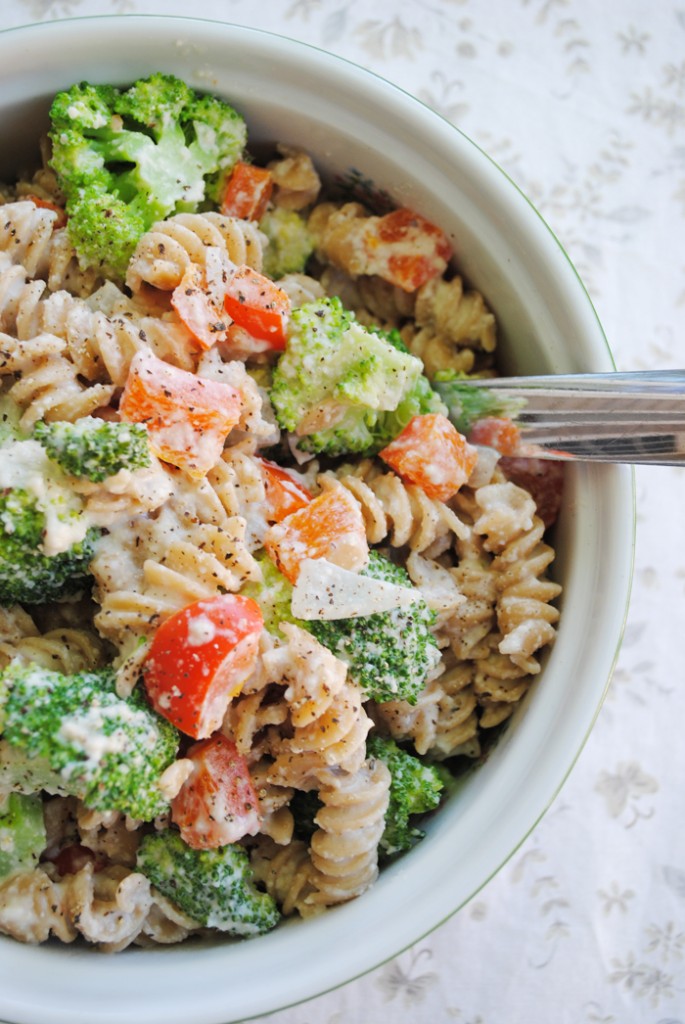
[0,1,683,1022]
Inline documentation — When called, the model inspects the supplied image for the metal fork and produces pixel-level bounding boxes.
[434,370,685,465]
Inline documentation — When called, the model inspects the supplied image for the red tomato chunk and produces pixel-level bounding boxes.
[143,594,264,740]
[172,734,262,849]
[224,265,290,349]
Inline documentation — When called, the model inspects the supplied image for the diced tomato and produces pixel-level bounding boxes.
[468,416,522,456]
[223,265,291,349]
[362,207,452,292]
[171,734,261,849]
[220,162,274,221]
[119,348,243,478]
[25,194,67,229]
[257,457,313,523]
[143,594,264,740]
[263,485,368,583]
[498,456,565,529]
[170,262,228,350]
[379,413,478,502]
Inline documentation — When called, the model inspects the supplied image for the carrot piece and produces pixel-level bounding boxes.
[171,734,262,849]
[362,207,452,291]
[257,456,313,523]
[263,485,369,583]
[170,262,228,350]
[119,348,242,477]
[220,161,274,221]
[224,265,291,349]
[468,416,522,456]
[142,594,264,740]
[379,413,478,501]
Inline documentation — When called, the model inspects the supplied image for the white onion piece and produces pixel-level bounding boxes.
[291,558,419,620]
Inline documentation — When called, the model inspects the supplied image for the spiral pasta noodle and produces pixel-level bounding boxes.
[267,145,322,210]
[0,328,115,427]
[326,460,470,556]
[243,625,371,788]
[0,626,109,675]
[125,211,265,293]
[91,494,261,652]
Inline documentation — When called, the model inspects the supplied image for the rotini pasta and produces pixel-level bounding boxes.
[125,211,265,293]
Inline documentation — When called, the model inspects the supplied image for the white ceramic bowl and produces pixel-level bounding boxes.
[0,15,634,1024]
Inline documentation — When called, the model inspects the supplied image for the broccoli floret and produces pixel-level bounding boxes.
[242,553,304,636]
[0,793,47,881]
[49,73,247,279]
[367,734,444,857]
[0,663,179,821]
[270,296,443,457]
[307,551,440,704]
[34,417,151,483]
[0,439,100,605]
[432,370,526,434]
[137,829,280,937]
[260,208,314,279]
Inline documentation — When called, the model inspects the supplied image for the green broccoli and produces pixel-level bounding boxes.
[260,208,314,279]
[0,663,179,821]
[307,551,440,704]
[49,73,247,279]
[432,370,526,434]
[34,417,151,483]
[0,439,100,605]
[137,829,280,937]
[269,296,445,457]
[367,734,444,857]
[0,793,47,881]
[242,552,304,636]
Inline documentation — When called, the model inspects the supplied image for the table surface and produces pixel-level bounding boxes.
[3,2,684,1022]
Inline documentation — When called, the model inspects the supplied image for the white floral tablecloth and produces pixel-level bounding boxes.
[3,1,684,1022]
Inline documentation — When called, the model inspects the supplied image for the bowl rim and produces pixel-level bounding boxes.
[0,14,636,1024]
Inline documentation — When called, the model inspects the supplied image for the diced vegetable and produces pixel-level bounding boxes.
[0,793,46,881]
[170,262,229,350]
[257,456,312,523]
[171,734,261,849]
[379,412,477,501]
[142,594,264,739]
[220,161,273,221]
[467,416,521,456]
[362,208,452,292]
[224,265,291,349]
[119,348,243,477]
[291,557,419,620]
[263,485,368,584]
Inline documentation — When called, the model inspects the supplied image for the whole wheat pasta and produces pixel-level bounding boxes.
[267,145,321,210]
[125,211,265,293]
[0,626,109,674]
[326,460,470,555]
[304,758,391,909]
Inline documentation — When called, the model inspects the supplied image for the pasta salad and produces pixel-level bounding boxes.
[0,73,563,950]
